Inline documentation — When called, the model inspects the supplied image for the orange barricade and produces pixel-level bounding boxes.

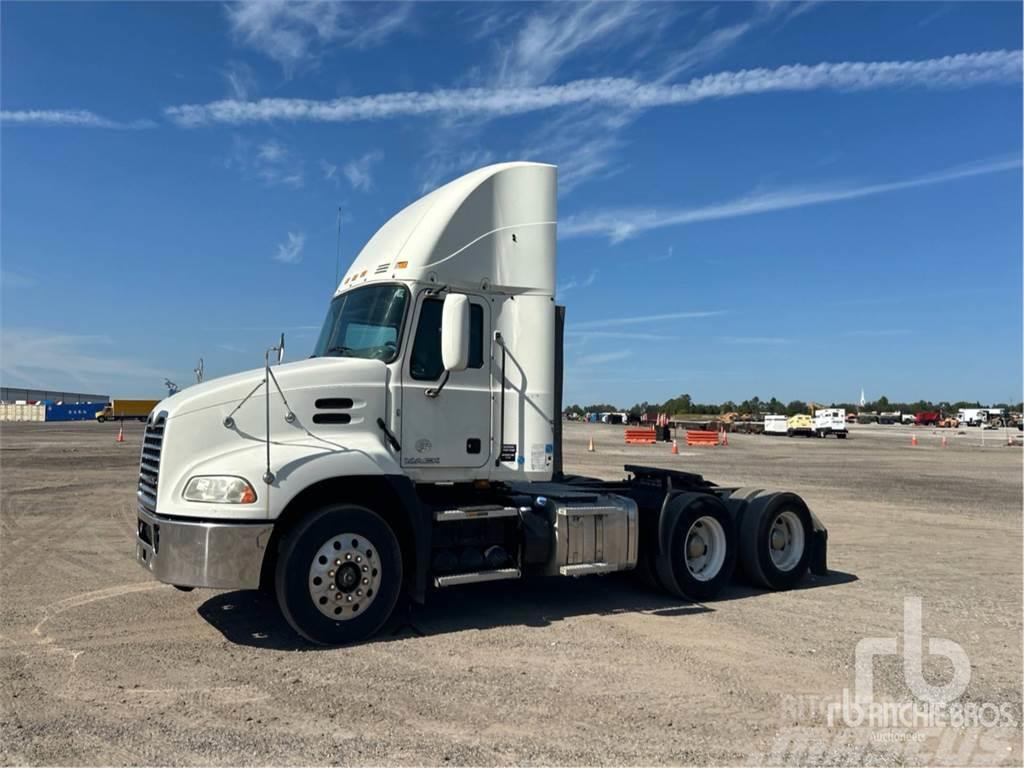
[686,430,720,447]
[624,428,657,445]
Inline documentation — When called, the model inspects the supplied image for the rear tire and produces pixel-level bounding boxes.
[275,503,402,646]
[655,495,736,601]
[738,492,812,590]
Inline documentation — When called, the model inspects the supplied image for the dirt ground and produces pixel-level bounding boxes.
[1,420,1021,766]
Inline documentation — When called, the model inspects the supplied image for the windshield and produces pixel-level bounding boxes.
[312,284,409,363]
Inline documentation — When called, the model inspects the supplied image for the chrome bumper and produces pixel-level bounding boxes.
[135,505,273,589]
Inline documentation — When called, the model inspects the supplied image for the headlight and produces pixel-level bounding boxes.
[183,476,257,504]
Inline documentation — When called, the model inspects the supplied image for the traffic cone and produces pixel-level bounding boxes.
[116,424,124,443]
[587,437,595,452]
[671,439,679,455]
[910,434,918,447]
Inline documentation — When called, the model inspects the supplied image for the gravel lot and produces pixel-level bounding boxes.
[1,420,1021,765]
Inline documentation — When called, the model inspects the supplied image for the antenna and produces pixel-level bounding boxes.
[194,358,204,384]
[335,206,343,288]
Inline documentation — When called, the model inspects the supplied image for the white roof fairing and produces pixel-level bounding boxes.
[338,162,556,296]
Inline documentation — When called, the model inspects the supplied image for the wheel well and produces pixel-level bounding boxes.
[259,475,418,595]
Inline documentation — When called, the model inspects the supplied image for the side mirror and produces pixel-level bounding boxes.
[440,294,469,372]
[277,333,285,364]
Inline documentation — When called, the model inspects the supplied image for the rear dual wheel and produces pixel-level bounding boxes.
[737,492,813,590]
[654,494,736,601]
[275,504,402,645]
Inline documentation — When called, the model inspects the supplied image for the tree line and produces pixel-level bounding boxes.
[564,395,1024,419]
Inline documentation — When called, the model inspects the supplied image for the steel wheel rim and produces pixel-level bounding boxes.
[768,510,805,572]
[683,515,727,582]
[308,533,382,620]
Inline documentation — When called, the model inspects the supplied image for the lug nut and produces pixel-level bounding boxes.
[356,589,362,596]
[328,571,335,577]
[362,578,369,585]
[362,565,368,572]
[335,593,342,600]
[345,553,352,560]
[356,556,362,563]
[346,595,353,602]
[335,559,342,566]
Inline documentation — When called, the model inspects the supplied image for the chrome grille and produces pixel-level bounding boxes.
[137,412,166,511]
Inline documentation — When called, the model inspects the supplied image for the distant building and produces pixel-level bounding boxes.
[0,386,109,404]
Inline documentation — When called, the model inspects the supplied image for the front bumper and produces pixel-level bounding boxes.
[136,505,274,589]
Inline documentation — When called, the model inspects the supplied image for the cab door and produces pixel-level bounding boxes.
[400,291,492,469]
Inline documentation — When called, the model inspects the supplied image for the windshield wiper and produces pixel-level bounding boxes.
[326,345,355,356]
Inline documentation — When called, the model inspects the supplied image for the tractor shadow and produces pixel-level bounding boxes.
[197,568,856,651]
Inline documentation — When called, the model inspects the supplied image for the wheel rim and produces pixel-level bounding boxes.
[683,515,727,582]
[768,510,805,572]
[308,533,382,620]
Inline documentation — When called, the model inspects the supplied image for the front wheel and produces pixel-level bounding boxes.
[275,504,402,645]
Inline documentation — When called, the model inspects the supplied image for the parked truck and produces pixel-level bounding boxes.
[96,399,160,422]
[133,163,829,645]
[813,408,848,438]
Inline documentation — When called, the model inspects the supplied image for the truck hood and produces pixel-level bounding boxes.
[156,357,388,420]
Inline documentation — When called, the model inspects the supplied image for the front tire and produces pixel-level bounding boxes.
[275,504,402,645]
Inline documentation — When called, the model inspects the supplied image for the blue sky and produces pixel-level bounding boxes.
[2,1,1021,407]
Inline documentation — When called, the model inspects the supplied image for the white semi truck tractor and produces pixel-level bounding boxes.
[135,162,829,645]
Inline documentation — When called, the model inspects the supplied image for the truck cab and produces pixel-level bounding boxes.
[134,163,829,645]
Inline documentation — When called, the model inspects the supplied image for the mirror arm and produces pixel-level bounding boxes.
[425,370,451,399]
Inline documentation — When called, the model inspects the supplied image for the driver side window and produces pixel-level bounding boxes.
[410,297,483,381]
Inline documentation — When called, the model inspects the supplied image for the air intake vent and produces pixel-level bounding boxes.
[374,263,389,274]
[315,398,353,409]
[312,413,352,425]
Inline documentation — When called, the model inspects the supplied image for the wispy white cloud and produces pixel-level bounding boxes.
[165,49,1022,126]
[720,336,794,345]
[843,329,914,337]
[342,151,383,191]
[0,328,171,388]
[574,311,727,330]
[660,22,754,80]
[561,156,1022,242]
[225,1,412,74]
[575,349,633,366]
[0,270,37,289]
[557,269,599,295]
[226,136,304,188]
[566,330,675,341]
[0,109,154,129]
[492,2,671,88]
[223,60,257,100]
[419,148,497,193]
[273,232,305,264]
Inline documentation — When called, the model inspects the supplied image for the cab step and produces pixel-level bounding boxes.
[433,567,521,587]
[433,505,519,522]
[558,562,618,577]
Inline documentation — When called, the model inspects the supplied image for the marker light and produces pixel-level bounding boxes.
[183,476,258,504]
[395,261,408,269]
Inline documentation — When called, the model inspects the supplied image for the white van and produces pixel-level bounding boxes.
[814,408,848,438]
[764,414,788,436]
[957,408,987,427]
